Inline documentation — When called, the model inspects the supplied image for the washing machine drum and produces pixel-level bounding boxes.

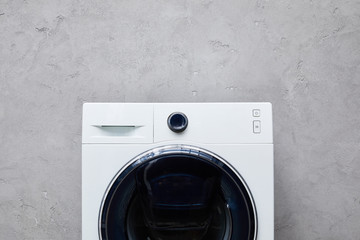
[99,146,257,240]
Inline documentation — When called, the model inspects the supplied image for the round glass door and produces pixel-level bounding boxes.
[99,145,257,240]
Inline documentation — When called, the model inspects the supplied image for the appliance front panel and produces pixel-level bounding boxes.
[82,143,273,240]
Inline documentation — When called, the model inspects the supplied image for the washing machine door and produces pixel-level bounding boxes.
[99,146,257,240]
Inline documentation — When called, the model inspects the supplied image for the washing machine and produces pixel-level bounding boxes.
[82,103,273,240]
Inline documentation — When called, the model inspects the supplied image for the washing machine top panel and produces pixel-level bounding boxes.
[99,146,256,240]
[82,103,273,144]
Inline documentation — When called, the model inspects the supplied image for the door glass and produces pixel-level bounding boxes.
[135,155,225,240]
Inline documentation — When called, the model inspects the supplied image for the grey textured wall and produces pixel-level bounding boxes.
[1,0,359,239]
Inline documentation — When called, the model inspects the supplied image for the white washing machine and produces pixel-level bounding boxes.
[82,103,273,240]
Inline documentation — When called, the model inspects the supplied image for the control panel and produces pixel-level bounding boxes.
[82,103,273,144]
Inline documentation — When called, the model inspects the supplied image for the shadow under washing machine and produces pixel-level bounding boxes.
[82,103,274,240]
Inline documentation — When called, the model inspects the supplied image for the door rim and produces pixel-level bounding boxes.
[98,144,258,240]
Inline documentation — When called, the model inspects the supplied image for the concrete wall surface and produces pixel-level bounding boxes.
[1,0,360,239]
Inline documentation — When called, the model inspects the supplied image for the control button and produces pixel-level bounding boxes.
[167,112,188,133]
[253,109,261,117]
[253,120,261,134]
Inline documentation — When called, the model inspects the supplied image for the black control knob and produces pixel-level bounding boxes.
[167,112,188,133]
